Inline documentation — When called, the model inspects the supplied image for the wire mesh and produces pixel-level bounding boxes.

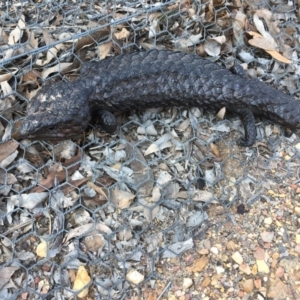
[0,0,300,299]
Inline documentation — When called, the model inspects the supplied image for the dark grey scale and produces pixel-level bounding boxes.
[229,65,248,78]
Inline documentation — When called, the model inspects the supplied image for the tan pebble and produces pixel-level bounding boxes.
[243,279,254,293]
[252,264,258,275]
[260,231,274,243]
[216,266,225,274]
[238,290,245,297]
[264,217,272,225]
[182,278,193,290]
[272,252,279,259]
[201,277,211,288]
[296,234,300,244]
[271,258,278,269]
[231,251,243,264]
[254,279,261,289]
[254,247,265,260]
[239,263,251,275]
[211,278,218,286]
[296,187,300,194]
[295,207,300,216]
[275,266,285,277]
[226,240,236,251]
[268,190,276,196]
[221,254,229,261]
[126,269,144,285]
[198,248,209,255]
[257,260,270,274]
[294,244,300,254]
[210,247,218,254]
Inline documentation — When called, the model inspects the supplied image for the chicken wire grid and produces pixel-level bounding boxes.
[1,0,300,299]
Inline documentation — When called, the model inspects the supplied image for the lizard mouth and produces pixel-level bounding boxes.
[12,120,85,140]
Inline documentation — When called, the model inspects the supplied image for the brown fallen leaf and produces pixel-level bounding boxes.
[110,189,135,209]
[114,28,130,40]
[248,37,276,51]
[61,177,91,195]
[0,140,19,162]
[266,50,292,64]
[22,70,41,83]
[246,31,292,64]
[98,41,112,60]
[95,175,116,187]
[87,181,108,199]
[75,28,110,52]
[30,152,82,193]
[0,69,18,83]
[210,143,220,158]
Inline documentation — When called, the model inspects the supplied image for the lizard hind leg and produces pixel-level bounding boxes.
[236,109,257,147]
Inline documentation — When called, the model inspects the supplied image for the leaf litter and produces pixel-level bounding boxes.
[0,1,300,299]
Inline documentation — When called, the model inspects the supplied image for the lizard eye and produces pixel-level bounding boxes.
[48,126,56,131]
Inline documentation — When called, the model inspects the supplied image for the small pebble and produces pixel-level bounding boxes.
[210,247,218,254]
[243,279,254,293]
[264,217,273,225]
[232,251,243,264]
[182,278,193,290]
[256,260,270,274]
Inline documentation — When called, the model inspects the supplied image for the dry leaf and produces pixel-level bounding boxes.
[144,133,174,156]
[210,143,220,158]
[114,28,130,40]
[1,81,13,97]
[247,31,291,64]
[266,50,292,64]
[233,12,246,45]
[98,41,112,60]
[253,13,276,46]
[36,43,65,66]
[87,181,108,200]
[0,140,19,162]
[248,37,277,51]
[31,152,81,193]
[63,223,112,244]
[0,267,19,289]
[41,62,73,79]
[0,69,18,83]
[9,192,48,210]
[110,189,135,209]
[8,15,26,45]
[73,266,91,298]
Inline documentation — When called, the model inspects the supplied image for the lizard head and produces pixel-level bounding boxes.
[16,81,91,140]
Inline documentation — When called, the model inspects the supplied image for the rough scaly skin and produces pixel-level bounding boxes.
[17,49,300,145]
